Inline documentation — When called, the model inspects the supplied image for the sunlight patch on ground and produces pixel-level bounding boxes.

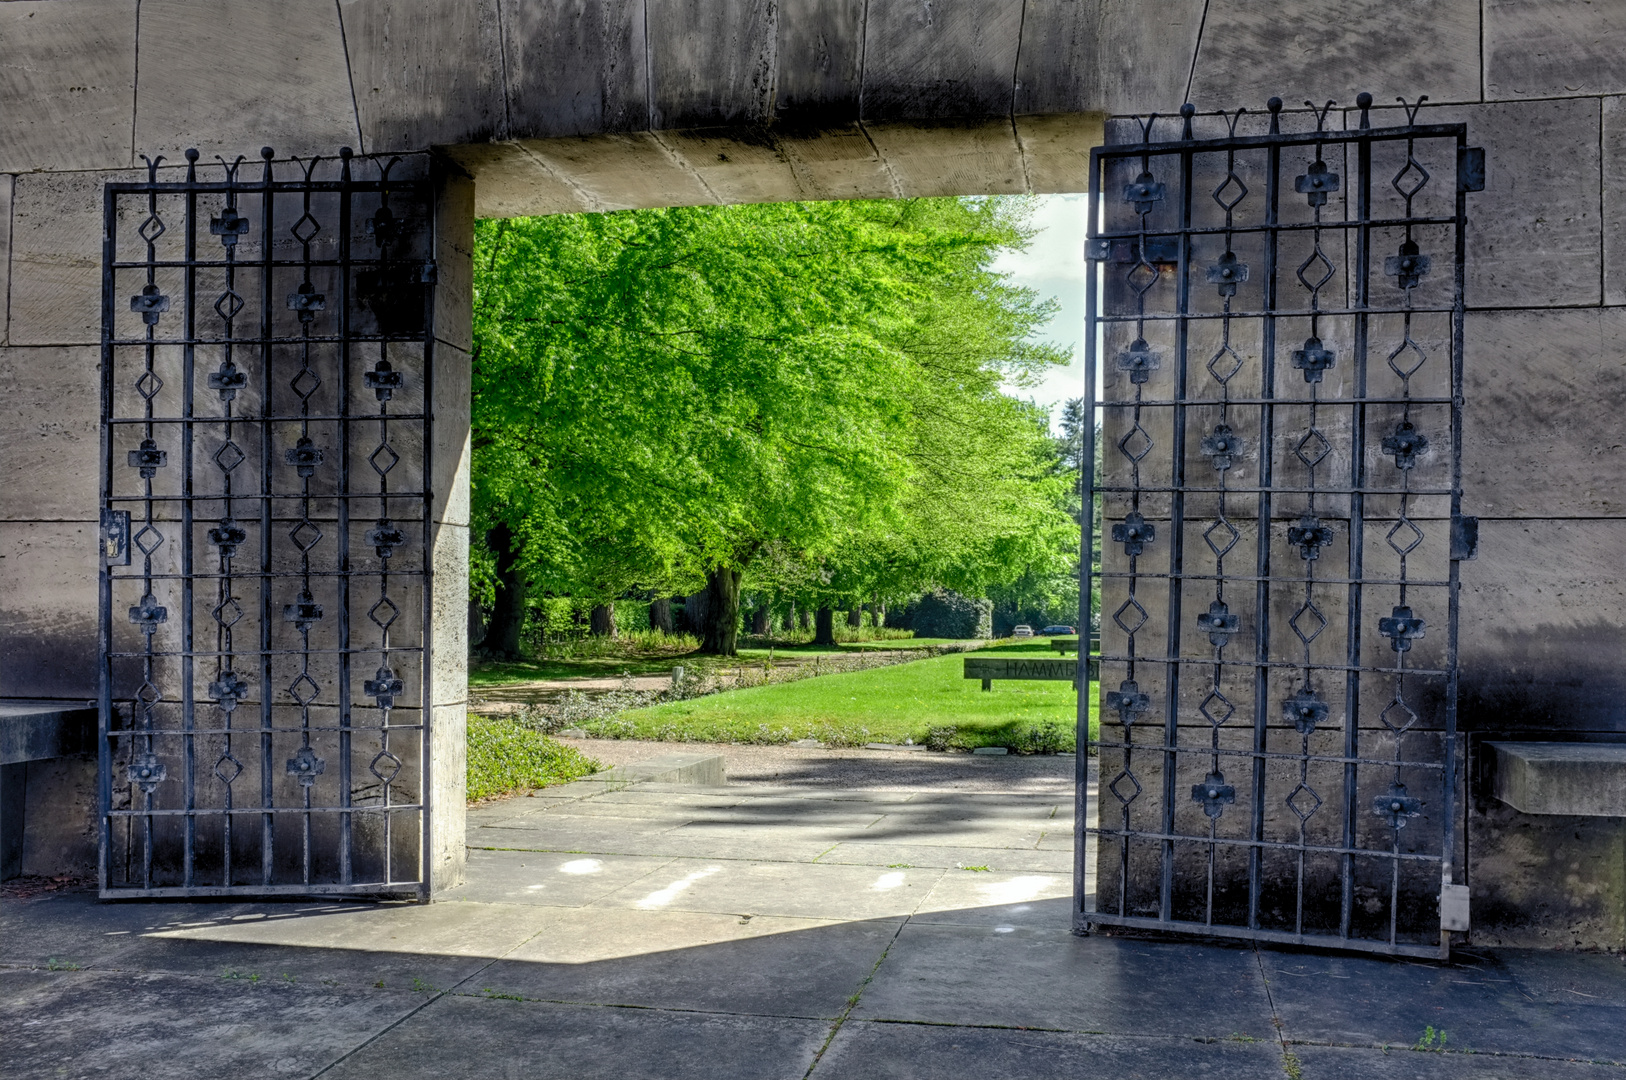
[636,866,721,909]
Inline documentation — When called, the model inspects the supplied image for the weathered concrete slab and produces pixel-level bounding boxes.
[134,0,360,159]
[451,848,675,907]
[1486,0,1626,100]
[0,0,136,174]
[773,0,865,126]
[321,994,830,1080]
[0,347,101,522]
[1190,0,1481,111]
[0,177,11,346]
[648,0,777,129]
[1291,1044,1626,1079]
[649,129,808,207]
[587,858,943,920]
[1604,96,1626,307]
[442,141,595,217]
[7,170,129,347]
[340,0,506,152]
[0,701,94,765]
[866,119,1026,198]
[814,840,1073,874]
[860,0,1022,121]
[910,870,1071,928]
[596,752,726,787]
[503,0,649,140]
[1488,742,1626,817]
[521,132,718,211]
[1066,0,1206,118]
[1015,113,1103,195]
[819,1020,1285,1080]
[486,908,898,1018]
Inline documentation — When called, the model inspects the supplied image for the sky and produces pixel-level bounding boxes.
[990,193,1091,433]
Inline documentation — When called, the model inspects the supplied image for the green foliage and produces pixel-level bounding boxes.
[465,714,600,802]
[899,589,993,639]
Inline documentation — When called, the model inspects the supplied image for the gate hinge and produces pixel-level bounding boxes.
[1086,236,1179,264]
[1450,514,1479,561]
[101,509,131,566]
[1457,147,1485,192]
[1440,882,1470,932]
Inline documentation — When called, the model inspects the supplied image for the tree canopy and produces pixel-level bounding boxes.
[470,196,1080,655]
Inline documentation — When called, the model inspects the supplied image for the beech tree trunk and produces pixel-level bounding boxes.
[814,605,836,646]
[589,603,617,638]
[482,522,527,658]
[648,597,673,633]
[846,605,862,628]
[798,607,811,631]
[873,593,885,628]
[751,604,770,635]
[699,568,742,655]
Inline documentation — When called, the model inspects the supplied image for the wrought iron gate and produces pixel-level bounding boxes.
[99,149,437,898]
[1079,95,1481,957]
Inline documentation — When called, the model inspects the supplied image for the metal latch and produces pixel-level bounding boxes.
[1450,514,1479,561]
[101,509,131,566]
[1085,236,1180,264]
[1457,147,1485,192]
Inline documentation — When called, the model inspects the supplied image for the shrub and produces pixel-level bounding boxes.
[908,589,992,640]
[466,714,600,801]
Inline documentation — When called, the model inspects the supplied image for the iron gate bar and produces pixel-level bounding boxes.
[1077,94,1478,960]
[98,147,436,899]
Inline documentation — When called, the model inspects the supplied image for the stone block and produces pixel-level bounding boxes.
[1488,742,1626,817]
[521,132,716,211]
[428,701,466,894]
[431,343,471,529]
[860,0,1021,122]
[1462,308,1626,518]
[774,125,899,201]
[8,169,130,347]
[340,0,505,152]
[1458,518,1626,735]
[1485,0,1626,99]
[648,0,777,130]
[865,119,1025,198]
[773,0,865,126]
[0,521,98,700]
[0,175,11,345]
[650,129,805,206]
[0,347,101,522]
[439,142,594,218]
[19,755,98,878]
[0,0,136,173]
[1604,96,1626,307]
[1189,0,1480,113]
[1015,113,1104,194]
[429,522,468,707]
[504,0,649,139]
[133,1,360,160]
[1039,0,1204,117]
[432,166,475,354]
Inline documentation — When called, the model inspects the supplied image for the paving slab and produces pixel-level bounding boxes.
[910,870,1073,929]
[481,909,900,1019]
[816,1020,1285,1080]
[587,858,944,921]
[320,994,830,1080]
[1493,947,1626,1006]
[814,840,1073,874]
[0,967,423,1079]
[855,924,1276,1038]
[1289,1043,1626,1079]
[447,848,676,908]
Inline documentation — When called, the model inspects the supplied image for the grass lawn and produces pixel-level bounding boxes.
[466,713,602,801]
[580,639,1099,752]
[469,637,979,686]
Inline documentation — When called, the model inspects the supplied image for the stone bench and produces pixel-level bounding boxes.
[2,701,96,880]
[1487,741,1626,817]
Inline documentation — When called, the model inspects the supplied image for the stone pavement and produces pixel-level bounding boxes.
[2,753,1624,1079]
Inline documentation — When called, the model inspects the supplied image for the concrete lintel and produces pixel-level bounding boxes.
[1488,741,1626,817]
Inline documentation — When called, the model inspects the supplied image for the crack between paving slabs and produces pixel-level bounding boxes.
[1254,945,1303,1079]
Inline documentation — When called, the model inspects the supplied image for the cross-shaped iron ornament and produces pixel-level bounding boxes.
[1196,600,1240,648]
[1191,771,1236,819]
[1112,512,1155,556]
[1378,605,1426,652]
[1286,515,1334,560]
[1372,782,1422,829]
[1105,680,1152,725]
[1282,688,1330,734]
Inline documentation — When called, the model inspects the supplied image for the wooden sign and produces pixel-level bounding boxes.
[964,655,1097,690]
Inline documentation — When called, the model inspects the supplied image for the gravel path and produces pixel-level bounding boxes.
[554,736,1077,795]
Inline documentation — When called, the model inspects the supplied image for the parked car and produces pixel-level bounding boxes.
[1041,625,1075,636]
[1011,624,1034,638]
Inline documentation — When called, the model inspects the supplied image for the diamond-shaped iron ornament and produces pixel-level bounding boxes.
[128,751,167,794]
[1290,599,1328,647]
[133,523,164,556]
[128,438,167,478]
[369,595,400,631]
[1294,427,1331,470]
[1206,250,1249,297]
[1113,595,1149,637]
[214,753,243,785]
[1192,771,1236,819]
[211,595,243,629]
[290,366,322,402]
[1385,238,1432,290]
[1391,155,1431,201]
[369,441,400,477]
[1287,514,1334,560]
[208,360,248,401]
[130,283,170,326]
[138,211,166,246]
[129,593,167,635]
[288,672,320,706]
[289,519,323,553]
[1287,782,1324,822]
[1196,600,1240,648]
[284,589,324,630]
[290,212,322,246]
[1204,516,1240,560]
[1282,687,1330,735]
[1292,335,1336,383]
[1378,605,1425,652]
[135,369,164,402]
[287,281,325,323]
[1105,680,1151,726]
[1123,170,1166,215]
[1199,690,1235,726]
[214,288,245,323]
[1212,171,1249,213]
[1381,695,1419,735]
[1116,338,1160,384]
[1118,422,1154,465]
[1387,516,1425,558]
[365,360,404,401]
[1296,246,1336,295]
[287,745,325,787]
[1295,159,1340,207]
[365,666,405,709]
[209,670,249,712]
[1111,511,1155,557]
[1200,424,1242,471]
[213,440,245,474]
[1381,420,1428,470]
[1372,781,1422,830]
[370,750,403,785]
[366,520,406,559]
[1387,335,1427,381]
[285,437,324,477]
[1207,342,1245,384]
[1109,769,1143,806]
[134,681,161,706]
[210,206,250,246]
